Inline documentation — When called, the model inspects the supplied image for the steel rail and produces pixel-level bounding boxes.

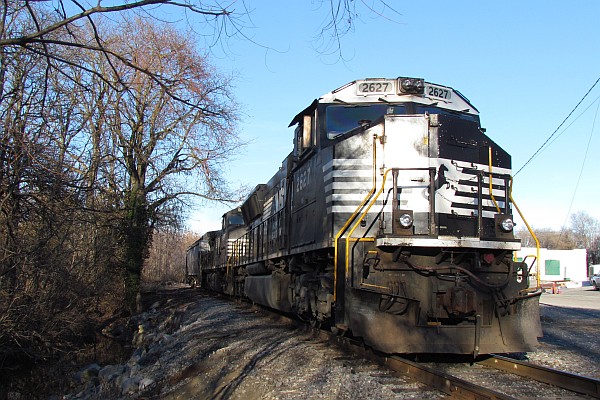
[213,293,596,399]
[311,328,517,400]
[479,354,600,398]
[376,354,516,400]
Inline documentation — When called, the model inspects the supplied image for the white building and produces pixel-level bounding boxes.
[515,247,588,286]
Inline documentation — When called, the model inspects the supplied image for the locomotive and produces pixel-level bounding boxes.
[186,77,542,356]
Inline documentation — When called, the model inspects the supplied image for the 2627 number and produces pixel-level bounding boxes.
[357,80,394,94]
[426,86,451,100]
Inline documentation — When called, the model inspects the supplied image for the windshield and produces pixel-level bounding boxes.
[416,105,479,123]
[325,103,478,139]
[228,214,244,226]
[326,104,404,138]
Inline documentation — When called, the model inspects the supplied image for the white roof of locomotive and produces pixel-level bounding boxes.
[319,78,479,116]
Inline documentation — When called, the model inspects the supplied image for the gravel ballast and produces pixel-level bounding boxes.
[62,286,600,399]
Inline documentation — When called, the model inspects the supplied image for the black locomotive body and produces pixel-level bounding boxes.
[186,77,542,355]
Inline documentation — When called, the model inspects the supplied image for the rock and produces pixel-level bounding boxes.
[101,320,132,344]
[139,377,155,391]
[72,363,101,385]
[115,366,132,386]
[128,351,142,367]
[120,377,141,395]
[98,364,126,383]
[129,363,141,378]
[140,332,156,346]
[158,333,173,344]
[72,380,101,399]
[161,308,186,334]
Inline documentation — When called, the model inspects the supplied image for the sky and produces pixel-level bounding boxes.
[182,1,600,234]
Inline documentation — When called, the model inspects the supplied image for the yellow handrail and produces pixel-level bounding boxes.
[332,133,379,301]
[490,146,539,289]
[508,177,541,289]
[333,141,541,298]
[344,168,393,279]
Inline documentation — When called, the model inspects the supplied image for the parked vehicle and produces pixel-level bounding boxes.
[591,273,600,290]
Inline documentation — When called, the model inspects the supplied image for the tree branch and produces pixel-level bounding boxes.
[0,0,232,47]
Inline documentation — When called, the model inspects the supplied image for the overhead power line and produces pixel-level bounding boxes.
[514,74,600,176]
[560,98,600,232]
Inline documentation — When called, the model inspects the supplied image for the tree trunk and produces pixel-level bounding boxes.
[121,188,151,315]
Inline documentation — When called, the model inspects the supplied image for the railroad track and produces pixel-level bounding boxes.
[194,289,600,399]
[311,326,600,399]
[478,354,600,398]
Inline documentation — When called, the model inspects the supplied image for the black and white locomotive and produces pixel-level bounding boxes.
[186,77,542,356]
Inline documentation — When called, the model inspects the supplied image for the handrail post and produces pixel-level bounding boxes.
[428,167,437,236]
[508,177,541,289]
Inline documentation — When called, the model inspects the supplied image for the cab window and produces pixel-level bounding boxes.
[222,212,244,229]
[295,114,315,156]
[416,105,479,123]
[228,214,244,226]
[326,104,406,139]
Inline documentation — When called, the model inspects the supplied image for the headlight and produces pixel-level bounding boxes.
[399,77,425,94]
[499,217,514,232]
[398,213,414,228]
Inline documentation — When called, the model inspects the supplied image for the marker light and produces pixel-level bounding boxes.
[398,213,414,228]
[499,217,514,232]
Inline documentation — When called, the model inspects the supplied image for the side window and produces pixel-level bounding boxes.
[302,115,312,150]
[199,240,211,253]
[228,214,244,226]
[295,114,314,156]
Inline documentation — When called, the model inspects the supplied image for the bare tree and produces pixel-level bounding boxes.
[0,27,125,386]
[0,1,401,394]
[72,17,244,313]
[570,211,600,249]
[0,1,238,70]
[313,0,401,59]
[569,211,600,264]
[0,1,399,84]
[143,229,198,285]
[516,227,576,250]
[516,211,600,264]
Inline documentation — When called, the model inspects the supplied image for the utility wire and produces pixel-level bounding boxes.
[545,93,600,151]
[515,74,600,176]
[560,97,599,233]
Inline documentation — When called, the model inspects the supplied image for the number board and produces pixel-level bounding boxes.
[424,84,452,100]
[356,80,396,95]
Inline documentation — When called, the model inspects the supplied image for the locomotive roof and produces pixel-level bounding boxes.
[289,77,478,127]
